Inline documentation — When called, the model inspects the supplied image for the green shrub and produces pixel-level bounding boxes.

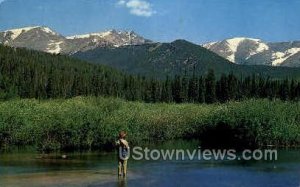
[0,97,299,151]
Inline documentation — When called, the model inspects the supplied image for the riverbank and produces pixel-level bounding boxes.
[0,97,299,151]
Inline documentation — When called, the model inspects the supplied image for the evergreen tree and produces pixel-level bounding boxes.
[0,44,299,104]
[227,73,238,100]
[198,77,205,103]
[205,70,216,104]
[279,79,289,101]
[216,74,229,102]
[290,79,297,100]
[161,76,172,102]
[172,75,183,103]
[188,76,199,103]
[250,75,258,98]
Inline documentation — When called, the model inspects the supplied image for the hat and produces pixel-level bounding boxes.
[119,131,127,138]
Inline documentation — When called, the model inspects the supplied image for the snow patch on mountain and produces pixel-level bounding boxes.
[46,40,63,54]
[202,41,217,49]
[66,34,89,39]
[4,26,39,40]
[256,42,269,52]
[246,41,269,60]
[224,37,269,62]
[40,27,57,35]
[66,30,115,39]
[272,48,300,66]
[225,37,249,62]
[202,37,300,66]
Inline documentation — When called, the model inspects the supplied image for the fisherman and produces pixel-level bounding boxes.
[116,131,129,177]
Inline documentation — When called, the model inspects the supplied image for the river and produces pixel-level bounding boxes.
[0,140,300,187]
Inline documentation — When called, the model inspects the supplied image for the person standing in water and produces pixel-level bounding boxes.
[116,131,129,178]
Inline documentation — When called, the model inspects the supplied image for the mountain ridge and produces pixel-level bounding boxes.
[1,26,300,67]
[73,39,300,79]
[202,37,300,67]
[0,26,151,54]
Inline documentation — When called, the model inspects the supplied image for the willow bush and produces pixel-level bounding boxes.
[0,97,299,151]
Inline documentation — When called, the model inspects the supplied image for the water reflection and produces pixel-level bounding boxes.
[117,178,127,187]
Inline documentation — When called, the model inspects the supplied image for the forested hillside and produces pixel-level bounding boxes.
[0,45,299,102]
[73,40,300,79]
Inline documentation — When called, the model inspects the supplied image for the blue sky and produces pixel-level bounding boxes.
[0,0,300,44]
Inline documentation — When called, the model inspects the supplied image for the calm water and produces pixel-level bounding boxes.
[0,141,300,187]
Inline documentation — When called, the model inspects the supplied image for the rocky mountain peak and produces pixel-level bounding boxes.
[0,26,151,54]
[203,37,300,67]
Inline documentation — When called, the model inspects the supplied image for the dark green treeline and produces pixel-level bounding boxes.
[0,45,300,103]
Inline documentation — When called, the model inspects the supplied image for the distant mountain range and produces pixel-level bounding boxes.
[1,26,300,70]
[73,39,300,79]
[0,26,151,54]
[203,37,300,67]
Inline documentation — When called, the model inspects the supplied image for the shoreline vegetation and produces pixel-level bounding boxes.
[0,97,299,152]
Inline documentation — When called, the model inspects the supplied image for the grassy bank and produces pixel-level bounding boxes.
[0,97,299,151]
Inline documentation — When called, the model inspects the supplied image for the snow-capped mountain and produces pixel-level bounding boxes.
[67,30,148,46]
[1,26,300,67]
[0,26,66,54]
[65,29,151,53]
[0,26,151,54]
[203,37,300,67]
